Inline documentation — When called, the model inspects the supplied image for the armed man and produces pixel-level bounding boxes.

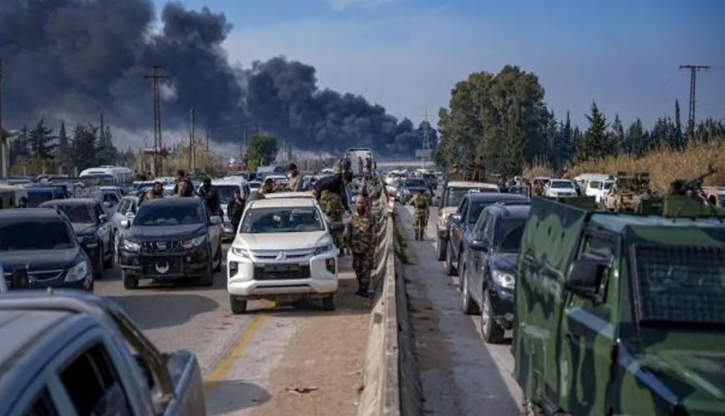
[320,188,346,256]
[173,169,195,197]
[346,195,375,297]
[139,181,164,206]
[247,178,275,202]
[411,189,429,240]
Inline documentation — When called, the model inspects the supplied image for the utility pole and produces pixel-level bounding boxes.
[189,109,196,171]
[145,66,168,177]
[421,108,431,169]
[679,64,710,140]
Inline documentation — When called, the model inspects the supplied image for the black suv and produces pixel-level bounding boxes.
[459,203,530,343]
[117,197,223,289]
[0,208,94,291]
[39,198,114,280]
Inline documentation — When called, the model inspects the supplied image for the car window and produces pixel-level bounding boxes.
[473,211,489,239]
[117,200,130,215]
[23,388,59,416]
[134,204,202,226]
[49,205,95,224]
[0,219,75,251]
[240,207,325,233]
[59,343,133,416]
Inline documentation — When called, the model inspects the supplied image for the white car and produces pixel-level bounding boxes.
[544,179,578,197]
[264,191,315,199]
[226,198,345,314]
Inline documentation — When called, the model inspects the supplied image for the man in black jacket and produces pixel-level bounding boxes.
[198,177,222,217]
[227,187,245,233]
[314,171,352,213]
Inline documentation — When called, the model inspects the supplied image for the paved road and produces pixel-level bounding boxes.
[397,205,523,416]
[96,244,371,416]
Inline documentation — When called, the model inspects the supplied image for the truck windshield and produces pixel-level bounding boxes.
[551,181,574,189]
[633,244,725,326]
[0,219,75,251]
[445,188,492,208]
[134,204,202,226]
[240,207,325,233]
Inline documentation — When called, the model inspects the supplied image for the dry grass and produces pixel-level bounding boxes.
[523,138,725,192]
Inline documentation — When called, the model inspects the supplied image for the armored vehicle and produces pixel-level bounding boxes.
[0,290,206,416]
[513,195,725,416]
[601,171,653,212]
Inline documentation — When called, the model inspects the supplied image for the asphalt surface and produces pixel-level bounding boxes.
[398,204,523,415]
[95,244,369,416]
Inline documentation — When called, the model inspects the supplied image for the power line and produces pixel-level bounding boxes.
[145,65,168,176]
[679,64,710,140]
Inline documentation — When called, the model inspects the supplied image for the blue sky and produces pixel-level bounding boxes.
[153,0,725,130]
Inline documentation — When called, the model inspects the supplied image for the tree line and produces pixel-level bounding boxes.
[434,65,725,177]
[9,118,132,175]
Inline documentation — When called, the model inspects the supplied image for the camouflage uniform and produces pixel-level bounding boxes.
[246,191,266,202]
[411,192,429,240]
[346,209,375,295]
[320,189,346,253]
[533,182,544,196]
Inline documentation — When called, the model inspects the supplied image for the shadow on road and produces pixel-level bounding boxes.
[398,206,521,416]
[206,380,271,415]
[106,294,219,330]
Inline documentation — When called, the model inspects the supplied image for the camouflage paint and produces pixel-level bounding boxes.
[513,196,725,416]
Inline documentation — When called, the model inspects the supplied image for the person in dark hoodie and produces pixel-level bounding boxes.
[198,177,222,217]
[227,188,245,233]
[314,171,352,213]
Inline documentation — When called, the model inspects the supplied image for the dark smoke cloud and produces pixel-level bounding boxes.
[0,0,433,157]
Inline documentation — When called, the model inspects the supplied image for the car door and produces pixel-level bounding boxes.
[469,210,492,306]
[95,203,112,253]
[204,204,221,253]
[449,197,469,260]
[113,199,130,229]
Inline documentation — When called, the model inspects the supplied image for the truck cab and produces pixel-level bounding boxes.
[0,290,206,416]
[514,196,725,416]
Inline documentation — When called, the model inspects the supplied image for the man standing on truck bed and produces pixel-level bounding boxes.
[174,169,194,197]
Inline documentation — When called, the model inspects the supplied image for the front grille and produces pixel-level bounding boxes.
[142,240,183,253]
[253,264,311,280]
[250,249,314,260]
[142,256,183,275]
[4,269,64,283]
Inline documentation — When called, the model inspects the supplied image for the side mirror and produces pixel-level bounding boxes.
[120,219,131,229]
[469,239,487,251]
[98,214,108,223]
[125,211,135,219]
[210,216,222,225]
[450,214,462,224]
[103,201,113,208]
[329,222,345,233]
[565,258,607,300]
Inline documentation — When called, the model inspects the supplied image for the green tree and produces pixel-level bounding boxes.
[96,125,118,166]
[247,135,278,167]
[9,125,29,166]
[70,124,99,171]
[624,118,647,157]
[576,102,613,162]
[610,114,625,154]
[28,118,56,161]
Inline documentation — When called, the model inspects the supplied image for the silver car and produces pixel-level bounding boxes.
[111,195,140,261]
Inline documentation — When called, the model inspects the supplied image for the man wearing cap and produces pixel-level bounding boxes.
[247,178,274,202]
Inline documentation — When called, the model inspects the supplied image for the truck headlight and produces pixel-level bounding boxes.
[314,244,334,256]
[122,239,141,252]
[231,247,251,258]
[182,235,207,249]
[492,270,515,289]
[65,260,91,282]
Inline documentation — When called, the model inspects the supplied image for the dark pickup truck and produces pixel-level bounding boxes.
[0,290,206,416]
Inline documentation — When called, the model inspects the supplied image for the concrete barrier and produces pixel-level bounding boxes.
[357,204,423,416]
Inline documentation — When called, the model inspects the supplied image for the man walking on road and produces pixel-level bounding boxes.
[227,188,245,233]
[199,177,222,217]
[320,188,346,256]
[411,189,429,241]
[346,195,375,297]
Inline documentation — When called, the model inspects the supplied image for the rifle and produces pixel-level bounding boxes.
[669,164,717,196]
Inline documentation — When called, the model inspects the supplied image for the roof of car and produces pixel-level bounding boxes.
[0,208,65,219]
[486,204,531,218]
[264,192,315,199]
[446,181,498,189]
[0,309,73,368]
[248,198,317,208]
[466,193,529,202]
[39,198,99,206]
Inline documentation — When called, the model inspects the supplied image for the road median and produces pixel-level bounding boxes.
[357,203,423,416]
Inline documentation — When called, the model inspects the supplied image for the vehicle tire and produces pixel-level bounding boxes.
[93,250,104,280]
[481,290,505,344]
[122,272,139,290]
[230,296,248,314]
[436,237,446,260]
[445,242,457,276]
[198,263,214,287]
[461,267,479,315]
[103,241,114,269]
[321,294,336,311]
[212,243,223,272]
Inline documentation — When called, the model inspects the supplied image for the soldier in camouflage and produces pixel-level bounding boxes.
[246,178,275,202]
[346,195,375,297]
[320,188,346,256]
[411,189,429,240]
[533,181,545,196]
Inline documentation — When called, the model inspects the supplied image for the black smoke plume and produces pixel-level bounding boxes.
[0,0,434,157]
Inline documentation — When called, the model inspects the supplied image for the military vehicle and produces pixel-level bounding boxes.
[601,171,653,212]
[513,195,725,416]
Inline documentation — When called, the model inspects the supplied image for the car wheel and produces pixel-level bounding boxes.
[461,267,479,315]
[321,294,336,311]
[481,290,505,344]
[103,240,114,269]
[122,272,139,290]
[93,249,104,280]
[436,237,446,261]
[445,242,457,276]
[230,296,248,314]
[198,263,214,287]
[212,243,223,272]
